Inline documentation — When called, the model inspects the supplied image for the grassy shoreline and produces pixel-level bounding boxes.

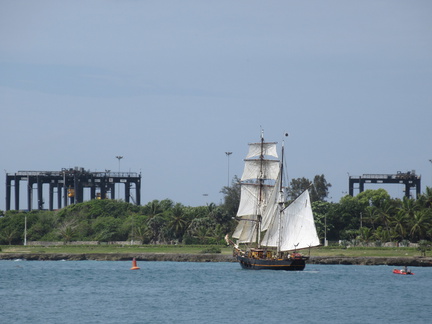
[0,244,426,258]
[2,245,431,266]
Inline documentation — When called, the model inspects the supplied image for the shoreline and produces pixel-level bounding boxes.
[1,253,432,266]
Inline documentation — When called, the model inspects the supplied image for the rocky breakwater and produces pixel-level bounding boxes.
[309,256,432,267]
[0,253,236,262]
[2,253,432,266]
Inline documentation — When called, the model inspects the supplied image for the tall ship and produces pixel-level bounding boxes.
[226,132,320,270]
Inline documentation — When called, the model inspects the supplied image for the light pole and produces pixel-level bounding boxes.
[116,156,123,173]
[24,215,27,246]
[324,213,327,247]
[429,159,432,190]
[225,152,232,187]
[115,156,123,200]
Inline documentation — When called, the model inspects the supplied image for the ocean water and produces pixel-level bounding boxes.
[0,260,431,324]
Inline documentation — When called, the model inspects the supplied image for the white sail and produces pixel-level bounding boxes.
[241,159,280,181]
[246,142,278,159]
[232,218,257,243]
[260,173,281,231]
[261,190,320,251]
[234,182,273,243]
[236,184,273,217]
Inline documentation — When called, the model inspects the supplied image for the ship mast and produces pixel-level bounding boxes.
[277,133,289,254]
[256,130,265,248]
[276,134,287,254]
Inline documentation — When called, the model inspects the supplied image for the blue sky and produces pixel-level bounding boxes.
[1,1,431,210]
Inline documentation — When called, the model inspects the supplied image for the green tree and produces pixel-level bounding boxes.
[92,216,124,242]
[356,189,391,209]
[159,199,174,212]
[391,211,409,241]
[374,226,390,243]
[166,203,189,242]
[399,196,419,218]
[409,210,432,242]
[58,220,78,244]
[359,227,374,244]
[311,201,334,242]
[142,200,164,218]
[417,240,432,257]
[418,187,432,208]
[0,212,27,244]
[327,195,363,239]
[0,227,17,245]
[374,200,395,237]
[287,177,311,201]
[186,217,215,244]
[362,206,379,229]
[341,229,360,243]
[147,214,167,243]
[287,175,331,203]
[209,205,235,237]
[134,223,151,244]
[310,174,332,202]
[131,215,151,244]
[27,211,58,241]
[220,176,241,217]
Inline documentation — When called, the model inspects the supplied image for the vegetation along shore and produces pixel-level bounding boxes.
[1,245,432,266]
[1,177,431,266]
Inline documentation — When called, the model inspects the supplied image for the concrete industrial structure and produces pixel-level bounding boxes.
[5,167,141,211]
[348,171,421,199]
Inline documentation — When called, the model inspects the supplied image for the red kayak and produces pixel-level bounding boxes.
[393,269,414,275]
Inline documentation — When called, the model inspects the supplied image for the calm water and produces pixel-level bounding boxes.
[0,260,431,324]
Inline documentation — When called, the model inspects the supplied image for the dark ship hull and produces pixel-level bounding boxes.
[236,254,307,271]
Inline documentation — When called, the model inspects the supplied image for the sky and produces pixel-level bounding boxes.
[1,0,432,211]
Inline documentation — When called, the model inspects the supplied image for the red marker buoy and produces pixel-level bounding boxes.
[130,257,140,270]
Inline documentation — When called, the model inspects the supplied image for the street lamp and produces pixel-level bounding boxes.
[116,156,123,173]
[324,213,327,247]
[225,152,232,187]
[115,156,123,200]
[429,159,432,189]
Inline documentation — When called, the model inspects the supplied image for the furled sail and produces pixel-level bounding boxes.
[261,189,320,251]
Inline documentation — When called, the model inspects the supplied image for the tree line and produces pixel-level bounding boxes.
[0,175,431,247]
[315,187,432,245]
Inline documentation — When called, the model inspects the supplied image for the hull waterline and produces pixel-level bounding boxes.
[236,255,306,271]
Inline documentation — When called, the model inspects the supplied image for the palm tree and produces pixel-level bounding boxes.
[57,220,78,244]
[144,200,163,219]
[418,187,432,209]
[187,217,215,244]
[374,201,395,236]
[195,226,213,244]
[167,203,188,242]
[363,206,378,229]
[0,227,17,245]
[147,214,167,244]
[134,223,150,244]
[399,196,418,218]
[374,226,391,243]
[359,227,374,244]
[391,211,409,241]
[409,210,432,242]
